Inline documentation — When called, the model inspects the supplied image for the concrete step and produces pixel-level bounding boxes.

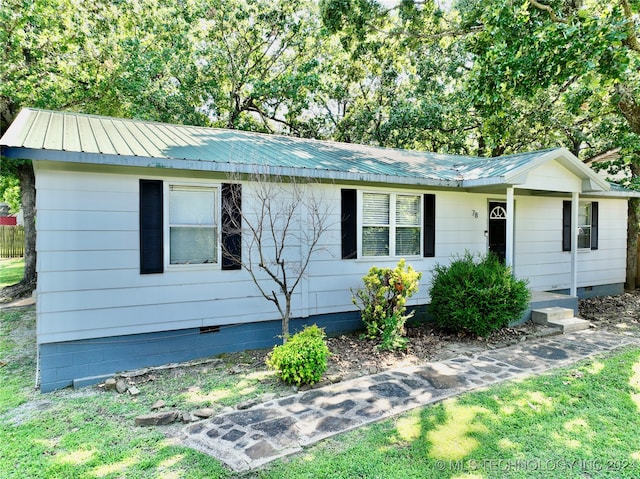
[531,307,590,333]
[531,307,574,325]
[546,317,591,333]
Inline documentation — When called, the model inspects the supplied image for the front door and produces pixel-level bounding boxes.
[488,202,507,262]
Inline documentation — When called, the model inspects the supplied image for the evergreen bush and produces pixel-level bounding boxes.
[352,259,422,350]
[429,252,530,337]
[266,324,330,386]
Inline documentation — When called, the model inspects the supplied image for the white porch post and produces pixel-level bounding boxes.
[505,187,515,269]
[571,192,579,296]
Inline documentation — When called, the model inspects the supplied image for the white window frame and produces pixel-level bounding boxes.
[164,182,220,269]
[358,189,423,258]
[577,201,592,250]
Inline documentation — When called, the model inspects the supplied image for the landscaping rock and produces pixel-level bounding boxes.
[311,380,332,389]
[135,410,179,426]
[236,399,260,410]
[121,368,150,379]
[151,400,166,410]
[128,386,141,396]
[192,408,215,418]
[228,364,248,374]
[115,378,128,394]
[104,378,117,391]
[182,412,193,423]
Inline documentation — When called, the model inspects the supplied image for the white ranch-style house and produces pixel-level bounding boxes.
[1,108,637,392]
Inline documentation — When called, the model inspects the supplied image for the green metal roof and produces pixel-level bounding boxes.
[0,108,614,192]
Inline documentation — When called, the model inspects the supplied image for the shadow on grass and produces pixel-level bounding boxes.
[3,303,640,478]
[0,306,261,479]
[256,348,640,479]
[0,409,228,479]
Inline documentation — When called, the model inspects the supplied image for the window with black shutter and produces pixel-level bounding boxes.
[341,189,357,259]
[562,200,572,252]
[221,183,242,270]
[562,200,598,251]
[341,189,436,259]
[139,179,164,274]
[423,194,436,257]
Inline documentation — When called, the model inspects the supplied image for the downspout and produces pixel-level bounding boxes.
[571,192,579,296]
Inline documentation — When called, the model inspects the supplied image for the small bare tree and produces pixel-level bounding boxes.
[221,171,332,342]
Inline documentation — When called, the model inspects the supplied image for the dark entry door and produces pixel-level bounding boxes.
[488,202,507,262]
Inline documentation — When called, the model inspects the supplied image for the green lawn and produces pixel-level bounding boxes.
[0,257,24,288]
[1,306,640,478]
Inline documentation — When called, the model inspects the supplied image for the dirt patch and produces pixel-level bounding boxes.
[322,320,559,381]
[221,291,640,385]
[579,290,640,327]
[206,319,559,388]
[5,399,54,426]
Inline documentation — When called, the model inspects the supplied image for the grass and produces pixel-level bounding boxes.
[0,257,24,288]
[254,348,640,478]
[1,306,640,478]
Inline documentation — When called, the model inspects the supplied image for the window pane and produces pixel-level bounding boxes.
[578,203,591,227]
[363,193,389,225]
[362,226,389,256]
[578,226,591,249]
[170,227,216,264]
[396,195,420,225]
[170,187,215,225]
[396,227,420,255]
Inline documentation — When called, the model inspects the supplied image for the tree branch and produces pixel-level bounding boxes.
[620,0,640,53]
[529,0,568,24]
[616,83,640,134]
[584,147,622,165]
[366,22,484,42]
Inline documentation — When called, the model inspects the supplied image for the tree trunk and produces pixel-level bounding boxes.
[617,85,640,290]
[15,163,37,295]
[282,295,291,343]
[1,162,37,299]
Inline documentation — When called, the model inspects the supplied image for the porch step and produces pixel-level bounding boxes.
[531,307,590,333]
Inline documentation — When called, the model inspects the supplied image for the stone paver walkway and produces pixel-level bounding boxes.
[180,329,640,472]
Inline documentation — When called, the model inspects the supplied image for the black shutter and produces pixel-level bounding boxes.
[341,189,357,259]
[562,200,572,252]
[423,194,436,257]
[221,183,242,270]
[140,179,164,274]
[591,201,598,250]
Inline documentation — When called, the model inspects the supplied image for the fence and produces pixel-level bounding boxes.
[0,225,24,258]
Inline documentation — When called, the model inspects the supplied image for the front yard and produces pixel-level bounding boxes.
[1,302,640,478]
[0,257,24,289]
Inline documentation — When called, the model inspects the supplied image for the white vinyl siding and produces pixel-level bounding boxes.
[515,196,624,291]
[32,158,628,345]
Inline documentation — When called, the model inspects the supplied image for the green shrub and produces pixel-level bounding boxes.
[429,252,530,337]
[266,324,331,386]
[352,259,422,351]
